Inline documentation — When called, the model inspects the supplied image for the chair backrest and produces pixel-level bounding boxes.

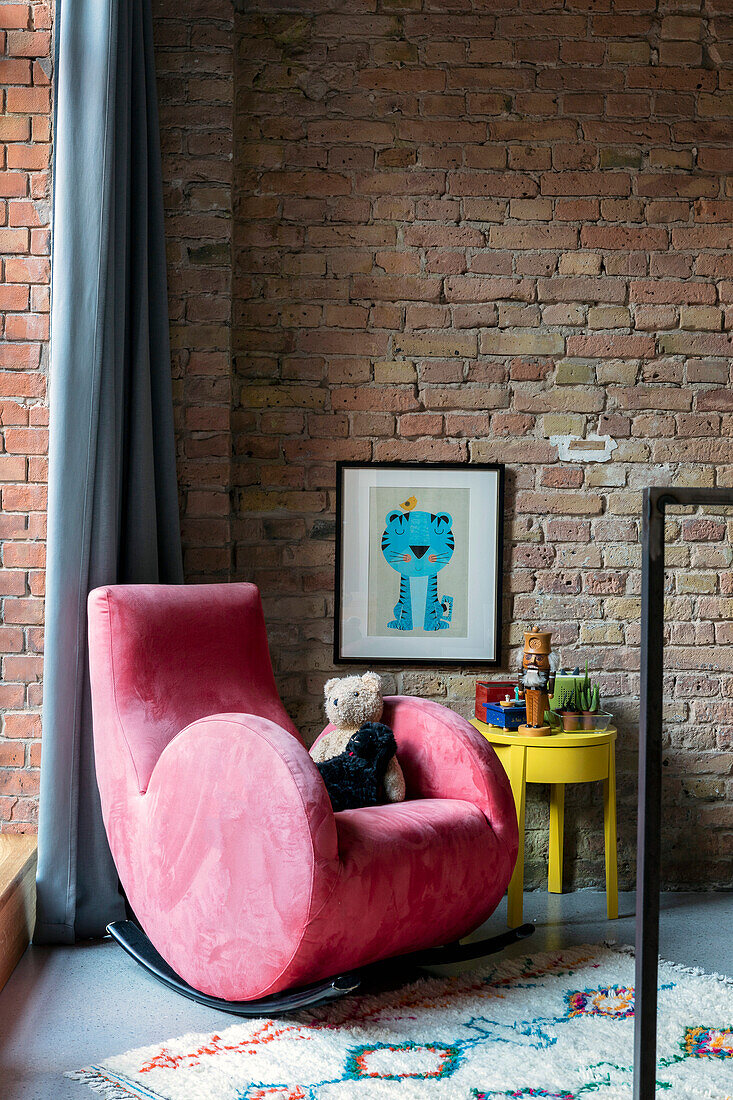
[88,582,300,792]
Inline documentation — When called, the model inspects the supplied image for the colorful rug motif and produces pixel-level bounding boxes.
[68,945,733,1099]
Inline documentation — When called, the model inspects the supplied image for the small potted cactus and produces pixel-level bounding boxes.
[578,680,601,729]
[576,662,613,730]
[555,684,580,732]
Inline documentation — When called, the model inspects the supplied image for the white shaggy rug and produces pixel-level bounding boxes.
[69,945,733,1099]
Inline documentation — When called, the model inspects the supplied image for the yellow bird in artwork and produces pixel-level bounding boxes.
[400,496,417,512]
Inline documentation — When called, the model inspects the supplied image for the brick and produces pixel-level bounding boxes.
[259,171,350,196]
[4,257,49,283]
[637,175,717,199]
[443,412,491,437]
[518,388,603,414]
[0,58,31,83]
[612,387,693,411]
[679,306,723,331]
[542,414,587,437]
[449,173,538,198]
[581,226,667,250]
[630,280,716,305]
[0,5,30,28]
[634,305,678,331]
[554,359,596,385]
[0,285,29,311]
[540,172,630,197]
[659,333,731,356]
[682,519,727,542]
[661,16,702,41]
[541,467,584,489]
[480,331,564,356]
[587,306,631,329]
[517,492,602,516]
[0,228,30,253]
[0,116,31,142]
[398,413,443,437]
[537,278,626,304]
[558,253,602,276]
[697,390,733,412]
[471,439,557,464]
[2,713,40,739]
[6,144,50,171]
[0,455,27,480]
[5,314,49,341]
[488,225,577,249]
[0,343,42,370]
[352,276,442,302]
[444,276,533,303]
[3,428,48,454]
[422,386,509,410]
[374,438,466,462]
[580,622,625,645]
[673,226,733,248]
[393,332,477,358]
[418,360,464,383]
[5,29,49,55]
[374,362,417,384]
[566,334,655,358]
[508,198,552,221]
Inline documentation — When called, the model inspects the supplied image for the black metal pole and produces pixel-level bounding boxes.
[634,488,666,1100]
[633,486,733,1100]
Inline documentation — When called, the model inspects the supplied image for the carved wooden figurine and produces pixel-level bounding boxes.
[518,629,556,737]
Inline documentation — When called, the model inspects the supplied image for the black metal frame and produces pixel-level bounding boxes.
[333,460,505,666]
[634,486,733,1100]
[108,919,535,1016]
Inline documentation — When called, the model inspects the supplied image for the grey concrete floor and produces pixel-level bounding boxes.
[0,889,731,1100]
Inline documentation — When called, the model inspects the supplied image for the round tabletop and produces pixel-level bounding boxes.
[470,718,617,749]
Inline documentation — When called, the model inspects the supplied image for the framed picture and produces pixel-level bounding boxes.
[334,461,504,666]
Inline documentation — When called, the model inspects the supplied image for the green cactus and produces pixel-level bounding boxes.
[578,680,601,713]
[558,685,578,713]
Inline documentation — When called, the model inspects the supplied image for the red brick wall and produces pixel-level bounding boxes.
[2,2,732,892]
[232,4,733,888]
[153,0,234,582]
[0,1,51,832]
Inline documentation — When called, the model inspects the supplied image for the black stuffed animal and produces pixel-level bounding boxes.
[315,722,398,813]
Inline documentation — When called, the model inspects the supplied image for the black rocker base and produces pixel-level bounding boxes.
[107,919,535,1017]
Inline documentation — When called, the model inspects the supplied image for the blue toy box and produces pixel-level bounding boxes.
[480,701,526,730]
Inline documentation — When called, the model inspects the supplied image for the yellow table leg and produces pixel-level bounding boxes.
[604,741,619,919]
[507,744,527,928]
[548,783,565,894]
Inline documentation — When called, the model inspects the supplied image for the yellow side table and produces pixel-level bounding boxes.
[471,720,618,927]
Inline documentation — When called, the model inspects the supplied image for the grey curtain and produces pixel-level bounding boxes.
[35,0,183,943]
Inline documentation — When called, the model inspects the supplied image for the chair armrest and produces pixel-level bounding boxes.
[128,714,339,1000]
[315,695,518,866]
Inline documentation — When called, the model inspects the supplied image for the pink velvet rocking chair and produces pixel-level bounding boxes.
[88,582,527,1014]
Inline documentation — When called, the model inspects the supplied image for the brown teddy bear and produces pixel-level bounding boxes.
[309,671,406,804]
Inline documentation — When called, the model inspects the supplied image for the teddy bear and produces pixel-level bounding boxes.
[309,671,406,804]
[314,723,398,813]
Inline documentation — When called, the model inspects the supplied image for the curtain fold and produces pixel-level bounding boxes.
[35,0,183,944]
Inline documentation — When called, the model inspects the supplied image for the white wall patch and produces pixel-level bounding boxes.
[550,434,618,463]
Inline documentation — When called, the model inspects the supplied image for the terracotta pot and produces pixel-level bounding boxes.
[560,712,580,732]
[580,712,596,730]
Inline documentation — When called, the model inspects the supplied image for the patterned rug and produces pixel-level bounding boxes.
[68,945,732,1099]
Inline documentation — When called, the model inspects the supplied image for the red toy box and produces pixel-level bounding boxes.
[475,680,517,720]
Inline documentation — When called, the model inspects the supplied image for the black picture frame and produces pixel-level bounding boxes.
[334,461,504,667]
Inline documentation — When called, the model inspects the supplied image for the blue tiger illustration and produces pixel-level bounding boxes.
[381,504,455,631]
